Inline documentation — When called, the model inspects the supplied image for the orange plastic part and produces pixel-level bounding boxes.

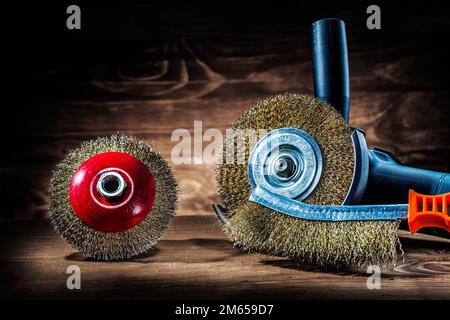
[408,190,450,235]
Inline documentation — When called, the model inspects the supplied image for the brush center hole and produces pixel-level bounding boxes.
[97,171,127,198]
[275,157,297,179]
[103,176,120,193]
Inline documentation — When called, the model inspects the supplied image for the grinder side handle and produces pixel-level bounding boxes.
[312,18,350,123]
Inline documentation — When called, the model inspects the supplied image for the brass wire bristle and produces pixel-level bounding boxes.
[49,135,178,260]
[216,94,400,270]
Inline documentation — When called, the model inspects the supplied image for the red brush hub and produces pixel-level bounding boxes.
[69,152,155,232]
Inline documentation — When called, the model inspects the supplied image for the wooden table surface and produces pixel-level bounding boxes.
[1,214,449,300]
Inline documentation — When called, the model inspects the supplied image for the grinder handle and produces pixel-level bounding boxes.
[362,148,450,205]
[408,190,450,234]
[312,18,350,123]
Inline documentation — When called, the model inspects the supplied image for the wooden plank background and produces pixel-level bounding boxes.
[3,1,450,220]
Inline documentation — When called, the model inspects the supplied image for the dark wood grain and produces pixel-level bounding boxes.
[3,1,450,221]
[0,215,448,299]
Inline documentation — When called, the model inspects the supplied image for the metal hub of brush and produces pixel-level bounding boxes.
[96,171,127,199]
[248,128,323,202]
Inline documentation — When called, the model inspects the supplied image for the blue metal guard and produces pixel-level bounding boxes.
[249,186,407,221]
[248,128,408,221]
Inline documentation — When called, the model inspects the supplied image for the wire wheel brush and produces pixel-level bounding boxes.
[49,135,178,260]
[216,94,402,269]
[213,19,449,270]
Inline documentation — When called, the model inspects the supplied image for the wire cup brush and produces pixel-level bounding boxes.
[49,135,178,260]
[214,19,449,270]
